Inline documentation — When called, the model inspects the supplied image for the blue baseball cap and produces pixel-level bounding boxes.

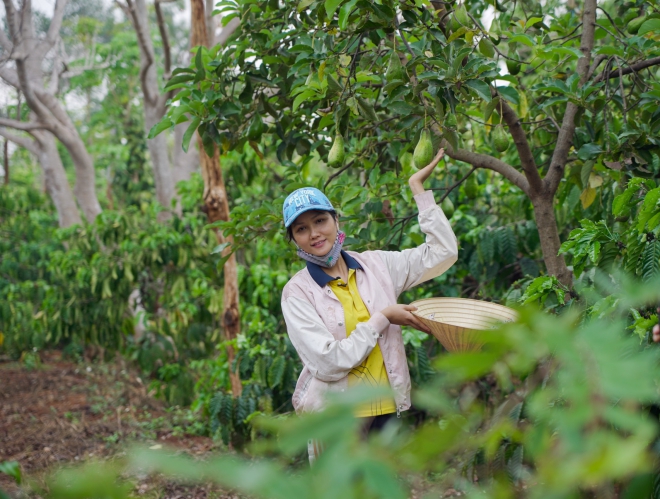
[283,187,335,228]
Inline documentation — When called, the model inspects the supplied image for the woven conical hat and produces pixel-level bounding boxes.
[410,297,518,352]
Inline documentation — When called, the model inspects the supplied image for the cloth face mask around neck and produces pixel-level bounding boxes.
[297,231,346,268]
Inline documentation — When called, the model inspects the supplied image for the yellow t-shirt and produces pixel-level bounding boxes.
[328,268,396,417]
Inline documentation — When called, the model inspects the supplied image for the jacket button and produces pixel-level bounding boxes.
[338,322,343,326]
[379,334,383,338]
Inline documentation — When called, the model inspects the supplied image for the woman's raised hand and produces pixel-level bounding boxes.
[380,304,432,334]
[409,148,445,195]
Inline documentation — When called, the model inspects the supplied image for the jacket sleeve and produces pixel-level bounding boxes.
[374,190,458,298]
[281,290,391,382]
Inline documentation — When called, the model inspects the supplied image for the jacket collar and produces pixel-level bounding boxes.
[307,250,363,287]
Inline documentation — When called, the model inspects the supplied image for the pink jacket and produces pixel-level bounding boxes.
[281,191,458,415]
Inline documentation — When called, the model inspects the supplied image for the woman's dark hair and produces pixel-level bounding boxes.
[286,210,337,243]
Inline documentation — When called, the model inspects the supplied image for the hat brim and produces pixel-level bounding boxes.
[284,206,336,228]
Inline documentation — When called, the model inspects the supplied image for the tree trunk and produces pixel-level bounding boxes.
[128,0,178,219]
[531,194,572,288]
[34,130,83,227]
[145,104,177,218]
[58,127,103,223]
[192,0,242,397]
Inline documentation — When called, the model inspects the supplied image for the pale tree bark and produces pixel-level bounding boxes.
[119,0,178,219]
[0,0,102,223]
[192,0,242,397]
[0,127,82,227]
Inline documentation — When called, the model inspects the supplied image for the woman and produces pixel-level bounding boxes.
[281,148,458,461]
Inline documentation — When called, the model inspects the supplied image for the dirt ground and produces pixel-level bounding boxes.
[0,351,239,498]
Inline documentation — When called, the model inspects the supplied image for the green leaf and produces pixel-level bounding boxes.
[524,17,543,30]
[325,0,343,18]
[580,160,595,188]
[588,240,601,264]
[508,34,535,47]
[636,188,660,232]
[211,242,230,255]
[292,89,317,111]
[447,26,467,44]
[389,101,415,114]
[638,19,660,35]
[577,144,602,161]
[195,47,204,72]
[466,79,492,102]
[483,97,500,122]
[443,128,459,152]
[297,0,315,11]
[172,67,196,76]
[0,462,21,485]
[338,0,357,30]
[182,116,200,153]
[147,118,174,139]
[496,86,520,105]
[164,73,195,90]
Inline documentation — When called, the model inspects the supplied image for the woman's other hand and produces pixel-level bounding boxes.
[381,304,432,334]
[653,306,660,342]
[409,147,445,195]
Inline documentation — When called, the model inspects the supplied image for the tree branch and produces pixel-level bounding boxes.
[587,53,607,80]
[122,0,158,106]
[435,132,531,197]
[4,0,53,121]
[592,56,660,84]
[0,117,47,132]
[154,0,171,77]
[0,127,38,154]
[0,66,20,88]
[0,23,12,51]
[495,92,543,194]
[545,0,597,195]
[2,0,19,41]
[46,0,68,45]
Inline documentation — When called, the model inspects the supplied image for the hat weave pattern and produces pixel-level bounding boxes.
[411,297,518,352]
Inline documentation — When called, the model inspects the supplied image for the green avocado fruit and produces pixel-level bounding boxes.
[441,197,455,218]
[492,124,510,152]
[506,59,521,75]
[413,129,435,169]
[328,134,345,168]
[247,113,265,141]
[627,15,647,34]
[464,174,478,199]
[478,38,495,58]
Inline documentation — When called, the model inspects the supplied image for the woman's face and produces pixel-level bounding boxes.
[290,210,338,256]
